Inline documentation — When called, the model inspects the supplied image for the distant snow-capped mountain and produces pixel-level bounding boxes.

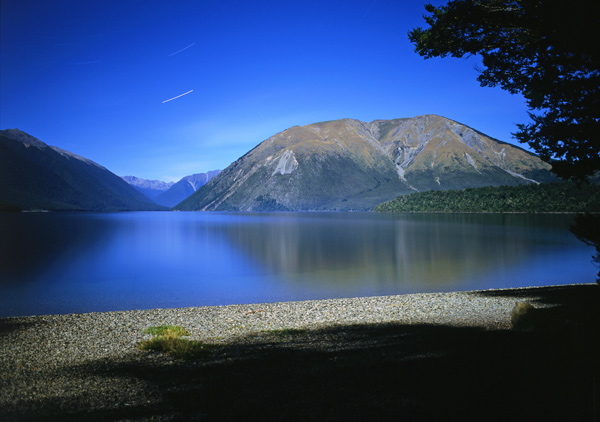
[154,171,221,208]
[121,176,174,200]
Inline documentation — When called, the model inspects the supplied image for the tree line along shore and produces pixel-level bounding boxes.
[375,181,600,213]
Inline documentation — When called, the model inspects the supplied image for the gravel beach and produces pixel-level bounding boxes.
[1,284,598,421]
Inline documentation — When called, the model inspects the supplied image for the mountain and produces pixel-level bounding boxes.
[175,115,556,211]
[0,129,166,211]
[154,171,221,208]
[121,176,174,200]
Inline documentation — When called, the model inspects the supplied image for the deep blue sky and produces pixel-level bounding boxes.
[1,0,531,182]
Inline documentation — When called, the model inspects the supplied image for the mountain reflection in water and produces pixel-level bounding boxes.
[0,212,594,317]
[218,213,580,290]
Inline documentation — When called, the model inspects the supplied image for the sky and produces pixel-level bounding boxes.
[1,0,532,183]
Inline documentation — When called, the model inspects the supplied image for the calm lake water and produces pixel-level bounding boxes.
[0,211,595,317]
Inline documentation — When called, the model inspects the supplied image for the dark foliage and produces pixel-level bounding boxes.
[571,214,600,283]
[254,194,292,211]
[375,182,600,213]
[0,201,21,212]
[408,0,600,181]
[0,134,165,211]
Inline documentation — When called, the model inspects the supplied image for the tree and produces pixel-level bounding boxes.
[409,0,600,283]
[408,0,600,181]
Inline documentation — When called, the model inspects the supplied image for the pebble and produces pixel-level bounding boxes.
[0,286,566,420]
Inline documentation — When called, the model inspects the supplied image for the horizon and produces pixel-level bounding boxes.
[1,0,531,183]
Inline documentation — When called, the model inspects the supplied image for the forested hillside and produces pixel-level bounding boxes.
[375,182,600,213]
[0,130,165,211]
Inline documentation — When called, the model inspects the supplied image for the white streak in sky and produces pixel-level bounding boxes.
[162,90,194,103]
[168,43,196,57]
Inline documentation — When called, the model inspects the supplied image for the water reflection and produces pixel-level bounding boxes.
[218,213,583,293]
[0,212,594,317]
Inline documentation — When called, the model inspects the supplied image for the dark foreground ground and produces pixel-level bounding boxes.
[1,284,599,421]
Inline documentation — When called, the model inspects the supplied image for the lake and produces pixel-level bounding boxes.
[0,211,595,317]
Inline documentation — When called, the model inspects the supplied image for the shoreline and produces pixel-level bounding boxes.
[0,282,590,322]
[2,283,598,421]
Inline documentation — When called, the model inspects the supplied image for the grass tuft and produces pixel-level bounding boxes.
[139,325,214,360]
[143,325,190,337]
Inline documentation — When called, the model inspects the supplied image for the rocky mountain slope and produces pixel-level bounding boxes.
[175,115,556,211]
[121,176,174,200]
[154,171,221,208]
[0,129,165,211]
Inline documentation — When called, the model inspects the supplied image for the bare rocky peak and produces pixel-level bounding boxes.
[122,176,174,191]
[175,114,555,212]
[244,115,544,184]
[183,174,208,191]
[181,171,222,191]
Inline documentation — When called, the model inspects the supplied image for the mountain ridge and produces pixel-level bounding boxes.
[154,171,221,208]
[122,171,222,207]
[0,129,165,211]
[175,115,556,211]
[121,176,175,200]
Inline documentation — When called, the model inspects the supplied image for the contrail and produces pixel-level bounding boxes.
[162,90,194,103]
[168,43,196,57]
